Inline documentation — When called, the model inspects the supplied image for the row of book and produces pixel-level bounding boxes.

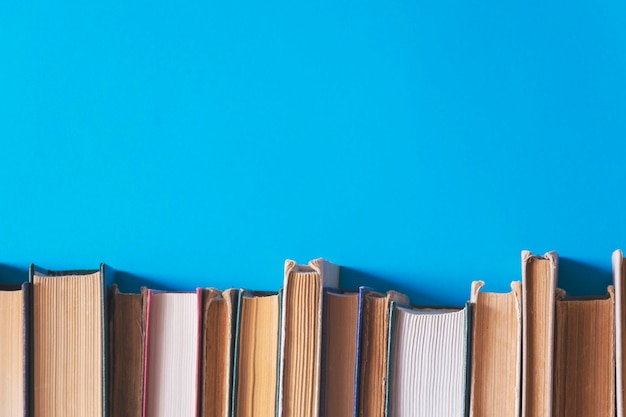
[0,250,624,417]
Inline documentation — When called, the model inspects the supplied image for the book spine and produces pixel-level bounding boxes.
[23,282,32,417]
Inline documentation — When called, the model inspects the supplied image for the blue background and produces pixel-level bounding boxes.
[1,0,625,305]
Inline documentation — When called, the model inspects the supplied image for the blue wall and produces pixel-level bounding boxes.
[1,0,625,305]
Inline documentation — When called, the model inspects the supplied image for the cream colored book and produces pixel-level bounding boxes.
[614,250,626,417]
[278,258,340,417]
[469,280,522,417]
[521,250,558,417]
[143,289,202,417]
[554,287,615,417]
[388,301,472,417]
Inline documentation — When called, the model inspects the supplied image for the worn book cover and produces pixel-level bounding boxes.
[278,258,340,417]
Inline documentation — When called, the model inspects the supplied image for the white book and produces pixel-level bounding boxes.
[614,249,625,417]
[388,302,471,417]
[143,289,202,417]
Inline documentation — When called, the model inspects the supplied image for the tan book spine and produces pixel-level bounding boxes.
[554,287,615,417]
[278,258,339,417]
[469,280,522,417]
[521,250,558,417]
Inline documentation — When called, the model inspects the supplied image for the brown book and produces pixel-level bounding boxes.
[554,287,615,417]
[615,250,626,417]
[357,290,408,417]
[233,290,280,417]
[278,259,339,417]
[0,282,30,417]
[30,264,113,417]
[469,280,522,417]
[109,284,147,417]
[521,251,558,417]
[200,288,238,417]
[320,289,359,417]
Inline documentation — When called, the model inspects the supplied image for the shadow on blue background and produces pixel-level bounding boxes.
[558,257,613,297]
[341,266,455,307]
[114,271,176,293]
[0,258,616,301]
[0,264,28,285]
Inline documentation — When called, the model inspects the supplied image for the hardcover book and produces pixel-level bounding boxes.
[521,251,558,417]
[357,289,408,417]
[278,258,340,417]
[143,289,202,417]
[30,264,114,417]
[200,288,238,417]
[231,290,280,417]
[615,249,626,417]
[469,280,522,417]
[387,300,473,417]
[320,288,360,417]
[0,282,31,417]
[554,287,615,417]
[109,284,148,417]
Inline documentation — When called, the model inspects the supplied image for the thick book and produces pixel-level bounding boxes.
[356,289,408,417]
[521,251,558,417]
[200,288,238,417]
[387,301,473,417]
[615,250,626,417]
[231,290,280,417]
[469,280,522,417]
[30,264,114,417]
[0,282,31,417]
[554,287,615,417]
[319,288,360,417]
[143,289,202,417]
[109,284,148,417]
[278,258,340,417]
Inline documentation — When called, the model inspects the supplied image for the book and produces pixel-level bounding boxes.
[320,288,360,417]
[469,280,522,417]
[615,249,626,417]
[143,289,202,417]
[521,251,558,417]
[387,301,473,417]
[30,264,114,417]
[278,258,340,417]
[231,290,280,417]
[109,284,148,417]
[357,289,408,417]
[200,288,238,417]
[554,286,615,417]
[0,282,31,417]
